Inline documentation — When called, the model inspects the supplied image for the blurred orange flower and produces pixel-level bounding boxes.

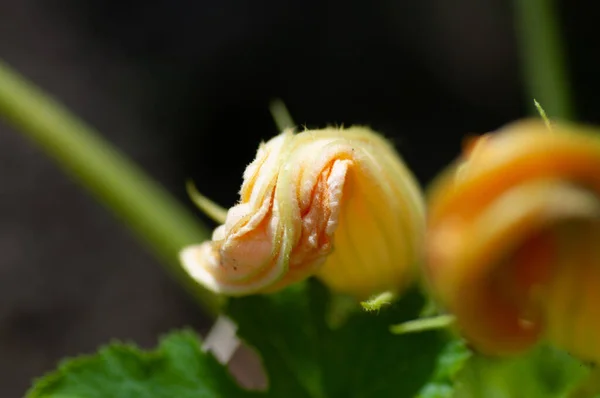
[425,119,600,363]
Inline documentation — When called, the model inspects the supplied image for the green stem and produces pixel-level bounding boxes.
[269,99,295,131]
[390,314,455,335]
[0,59,223,317]
[534,99,553,129]
[513,0,574,120]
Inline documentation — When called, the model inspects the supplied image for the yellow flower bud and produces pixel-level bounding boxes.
[180,127,425,299]
[425,119,600,363]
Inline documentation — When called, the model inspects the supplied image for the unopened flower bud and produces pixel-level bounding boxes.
[180,127,425,299]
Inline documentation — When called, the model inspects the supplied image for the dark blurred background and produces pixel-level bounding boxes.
[0,0,597,395]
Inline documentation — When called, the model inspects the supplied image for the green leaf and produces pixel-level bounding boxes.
[416,339,471,398]
[417,384,454,398]
[453,345,591,398]
[227,281,447,398]
[27,330,256,398]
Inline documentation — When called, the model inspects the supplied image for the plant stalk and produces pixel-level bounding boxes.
[0,59,223,317]
[513,0,574,120]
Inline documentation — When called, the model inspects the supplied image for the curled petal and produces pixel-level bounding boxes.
[180,127,425,299]
[426,119,600,362]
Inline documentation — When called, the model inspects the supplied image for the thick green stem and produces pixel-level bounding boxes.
[0,59,223,317]
[513,0,574,120]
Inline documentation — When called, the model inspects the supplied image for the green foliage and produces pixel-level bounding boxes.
[453,345,592,398]
[27,282,596,398]
[27,330,255,398]
[28,281,446,398]
[227,281,447,398]
[417,339,471,398]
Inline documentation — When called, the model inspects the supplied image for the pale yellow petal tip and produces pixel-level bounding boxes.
[179,243,224,294]
[179,242,285,297]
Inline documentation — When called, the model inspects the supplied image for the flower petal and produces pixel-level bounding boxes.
[426,119,600,361]
[181,126,425,298]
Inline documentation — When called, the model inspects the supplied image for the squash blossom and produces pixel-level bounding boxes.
[426,119,600,363]
[180,126,425,299]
